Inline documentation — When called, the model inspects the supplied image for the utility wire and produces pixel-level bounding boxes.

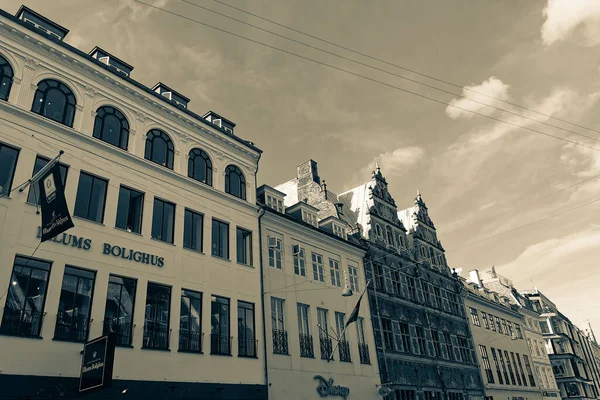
[135,0,600,154]
[211,0,600,137]
[182,0,600,144]
[446,196,600,253]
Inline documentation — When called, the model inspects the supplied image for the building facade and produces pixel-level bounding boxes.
[276,161,486,400]
[523,290,600,400]
[472,268,560,400]
[0,5,266,399]
[257,185,382,400]
[465,270,544,400]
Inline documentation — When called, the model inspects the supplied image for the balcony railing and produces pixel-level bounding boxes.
[358,343,371,364]
[54,313,91,342]
[299,333,314,358]
[272,329,289,355]
[0,308,45,337]
[210,333,232,355]
[143,322,170,350]
[179,330,203,353]
[320,335,333,360]
[238,338,258,357]
[338,340,352,362]
[103,317,134,346]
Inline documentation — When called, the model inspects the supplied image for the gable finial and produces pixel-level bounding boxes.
[375,160,380,173]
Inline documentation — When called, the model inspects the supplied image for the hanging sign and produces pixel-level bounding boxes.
[38,162,74,242]
[79,334,116,392]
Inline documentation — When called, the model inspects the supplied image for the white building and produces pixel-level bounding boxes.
[0,5,265,399]
[257,184,382,400]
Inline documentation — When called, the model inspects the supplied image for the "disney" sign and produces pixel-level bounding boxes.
[314,375,350,398]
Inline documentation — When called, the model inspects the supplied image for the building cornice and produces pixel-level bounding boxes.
[465,292,523,319]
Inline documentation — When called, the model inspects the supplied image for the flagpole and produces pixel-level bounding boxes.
[328,279,371,363]
[18,150,63,192]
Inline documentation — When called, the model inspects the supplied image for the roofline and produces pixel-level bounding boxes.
[88,46,134,70]
[0,8,262,154]
[261,205,367,252]
[257,184,286,197]
[151,82,191,102]
[202,111,236,127]
[286,201,320,213]
[16,5,69,35]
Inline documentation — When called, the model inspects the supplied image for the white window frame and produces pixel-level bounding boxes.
[297,303,310,335]
[293,245,306,277]
[268,236,282,269]
[312,252,324,282]
[271,297,285,331]
[348,264,359,292]
[329,259,341,287]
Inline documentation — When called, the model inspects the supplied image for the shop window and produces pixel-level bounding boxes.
[179,289,202,352]
[54,266,95,342]
[143,283,171,349]
[103,275,136,346]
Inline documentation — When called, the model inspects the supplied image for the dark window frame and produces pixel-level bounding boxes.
[179,289,203,353]
[115,185,145,234]
[93,106,130,150]
[151,197,176,244]
[0,54,14,101]
[211,295,231,355]
[73,171,109,223]
[144,129,174,169]
[0,141,20,197]
[187,148,212,186]
[142,282,172,350]
[211,218,229,259]
[236,226,253,266]
[183,208,204,252]
[103,274,137,346]
[31,79,76,127]
[237,300,256,357]
[224,165,246,200]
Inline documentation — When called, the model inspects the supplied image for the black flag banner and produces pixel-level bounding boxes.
[345,289,365,328]
[38,161,74,242]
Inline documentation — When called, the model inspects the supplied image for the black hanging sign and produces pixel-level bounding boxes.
[79,334,116,393]
[38,162,74,242]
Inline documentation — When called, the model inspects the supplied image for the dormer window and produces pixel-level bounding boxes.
[257,185,286,214]
[152,82,190,109]
[17,6,69,41]
[332,224,346,239]
[302,210,317,227]
[89,47,134,77]
[266,195,283,213]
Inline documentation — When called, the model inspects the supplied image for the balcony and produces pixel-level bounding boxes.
[272,329,289,355]
[103,317,134,346]
[299,333,314,358]
[358,343,371,365]
[179,330,203,353]
[210,333,232,355]
[238,337,258,357]
[0,308,45,337]
[320,335,333,360]
[143,322,170,350]
[338,340,352,362]
[54,313,91,342]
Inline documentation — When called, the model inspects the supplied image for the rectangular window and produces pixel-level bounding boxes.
[443,332,454,360]
[237,301,256,357]
[489,314,496,331]
[318,308,332,360]
[381,318,393,350]
[470,308,481,326]
[448,292,461,315]
[211,219,229,258]
[515,353,527,386]
[498,349,510,384]
[179,289,202,352]
[143,283,171,350]
[481,312,490,329]
[392,270,402,296]
[0,142,19,196]
[54,266,95,342]
[103,275,136,346]
[515,324,523,339]
[421,280,431,304]
[397,390,416,400]
[416,326,427,354]
[335,312,346,340]
[495,316,503,334]
[74,171,108,223]
[507,321,514,337]
[504,350,517,384]
[183,208,203,251]
[501,319,509,335]
[293,246,306,276]
[266,195,283,213]
[400,322,411,352]
[236,227,252,265]
[0,256,51,337]
[523,355,536,386]
[491,348,504,384]
[432,330,442,357]
[510,352,522,385]
[479,345,495,383]
[115,186,144,234]
[433,286,442,308]
[27,155,68,205]
[268,236,282,269]
[356,317,366,344]
[374,264,384,291]
[348,264,359,292]
[312,253,324,282]
[383,266,393,294]
[406,276,417,300]
[151,198,175,243]
[271,297,288,355]
[329,259,341,287]
[211,295,231,355]
[297,303,310,335]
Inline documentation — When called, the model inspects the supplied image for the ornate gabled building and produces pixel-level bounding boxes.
[276,160,485,400]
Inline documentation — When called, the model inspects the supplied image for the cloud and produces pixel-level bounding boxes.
[445,77,510,119]
[541,0,600,46]
[349,146,424,187]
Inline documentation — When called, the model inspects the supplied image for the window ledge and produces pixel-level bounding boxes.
[0,332,43,340]
[238,354,259,359]
[150,237,176,246]
[116,343,134,349]
[141,346,171,352]
[73,215,105,226]
[178,349,204,355]
[114,226,143,237]
[210,352,233,357]
[236,262,254,268]
[52,337,88,344]
[183,247,205,255]
[300,355,315,359]
[211,255,231,262]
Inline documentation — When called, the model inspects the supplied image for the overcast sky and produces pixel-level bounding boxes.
[5,0,600,333]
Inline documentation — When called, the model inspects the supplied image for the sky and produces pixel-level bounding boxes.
[3,0,600,332]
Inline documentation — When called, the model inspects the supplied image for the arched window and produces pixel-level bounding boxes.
[397,234,404,248]
[188,148,212,186]
[31,79,76,127]
[225,165,246,200]
[144,129,174,169]
[0,55,13,101]
[386,226,395,246]
[429,248,436,264]
[93,106,129,150]
[375,224,382,237]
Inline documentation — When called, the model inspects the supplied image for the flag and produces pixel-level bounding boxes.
[38,162,74,242]
[345,289,366,328]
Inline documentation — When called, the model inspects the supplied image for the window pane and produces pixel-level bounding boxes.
[162,201,175,243]
[143,283,171,349]
[103,275,136,346]
[184,209,203,251]
[54,266,96,342]
[44,88,67,122]
[74,172,107,222]
[0,143,19,196]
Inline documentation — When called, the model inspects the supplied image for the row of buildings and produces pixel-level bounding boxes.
[0,4,598,400]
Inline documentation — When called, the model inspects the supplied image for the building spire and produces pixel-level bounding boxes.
[375,160,380,174]
[588,320,598,344]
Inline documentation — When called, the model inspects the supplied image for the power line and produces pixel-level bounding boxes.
[135,0,600,154]
[446,196,600,253]
[181,0,600,145]
[211,0,600,138]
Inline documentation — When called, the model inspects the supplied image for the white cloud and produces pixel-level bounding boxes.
[350,146,424,186]
[541,0,600,46]
[445,77,510,119]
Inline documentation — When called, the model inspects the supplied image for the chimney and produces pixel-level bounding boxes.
[297,160,320,203]
[469,269,482,287]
